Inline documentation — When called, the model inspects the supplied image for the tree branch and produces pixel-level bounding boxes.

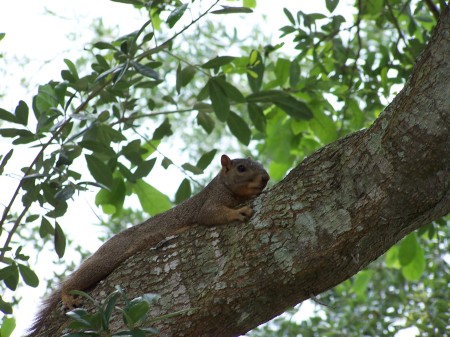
[33,6,450,337]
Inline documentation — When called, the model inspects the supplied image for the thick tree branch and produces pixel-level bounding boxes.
[35,6,450,337]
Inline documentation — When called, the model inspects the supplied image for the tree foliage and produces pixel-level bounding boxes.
[0,0,448,335]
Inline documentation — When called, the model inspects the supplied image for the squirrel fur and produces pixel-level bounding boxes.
[28,154,269,336]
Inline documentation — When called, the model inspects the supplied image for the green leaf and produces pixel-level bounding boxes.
[201,56,236,69]
[243,0,256,7]
[398,233,418,266]
[85,155,113,188]
[196,149,217,171]
[167,3,188,28]
[247,103,266,133]
[196,111,215,134]
[309,109,338,144]
[289,61,300,87]
[39,217,54,238]
[54,222,66,258]
[211,6,253,14]
[95,178,126,215]
[227,111,251,145]
[0,107,17,123]
[175,178,191,204]
[134,180,171,216]
[182,163,203,175]
[0,316,15,337]
[124,301,150,325]
[353,270,373,297]
[326,0,339,13]
[208,78,229,121]
[18,264,39,287]
[401,244,425,281]
[131,61,159,79]
[0,149,13,175]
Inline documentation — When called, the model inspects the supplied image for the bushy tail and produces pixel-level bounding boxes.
[26,288,62,337]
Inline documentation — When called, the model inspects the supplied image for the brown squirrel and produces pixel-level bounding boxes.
[28,154,269,336]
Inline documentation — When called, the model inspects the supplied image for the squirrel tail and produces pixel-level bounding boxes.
[26,287,61,337]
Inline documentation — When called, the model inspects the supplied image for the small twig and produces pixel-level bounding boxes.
[309,293,334,309]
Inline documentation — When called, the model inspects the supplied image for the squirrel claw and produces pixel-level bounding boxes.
[234,206,253,222]
[62,292,83,310]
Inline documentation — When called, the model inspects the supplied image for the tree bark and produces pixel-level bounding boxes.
[37,7,449,337]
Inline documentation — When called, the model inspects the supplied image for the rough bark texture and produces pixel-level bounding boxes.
[36,7,449,337]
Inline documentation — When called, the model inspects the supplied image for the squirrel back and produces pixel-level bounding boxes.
[27,154,269,336]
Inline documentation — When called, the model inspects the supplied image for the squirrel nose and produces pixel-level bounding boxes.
[261,173,270,185]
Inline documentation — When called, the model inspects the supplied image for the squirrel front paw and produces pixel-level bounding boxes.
[230,206,253,222]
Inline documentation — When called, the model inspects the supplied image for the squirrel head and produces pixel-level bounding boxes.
[220,154,270,200]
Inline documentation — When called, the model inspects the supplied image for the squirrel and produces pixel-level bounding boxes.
[28,154,269,336]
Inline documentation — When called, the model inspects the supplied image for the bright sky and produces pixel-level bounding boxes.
[0,1,417,336]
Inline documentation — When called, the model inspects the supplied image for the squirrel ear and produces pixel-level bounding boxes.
[221,154,232,171]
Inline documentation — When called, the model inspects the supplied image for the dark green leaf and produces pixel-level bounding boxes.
[283,8,296,25]
[211,6,253,14]
[247,50,264,92]
[208,78,229,121]
[275,97,313,120]
[64,59,79,80]
[0,128,34,138]
[18,264,39,287]
[197,149,217,171]
[54,222,66,258]
[0,107,17,123]
[201,56,236,69]
[131,61,159,79]
[0,149,13,174]
[134,180,171,216]
[133,158,157,180]
[402,242,425,281]
[214,77,245,103]
[152,118,173,140]
[85,155,113,188]
[227,111,251,145]
[326,0,339,13]
[0,265,19,291]
[93,41,117,50]
[0,297,13,315]
[247,90,313,120]
[39,217,53,238]
[167,3,188,28]
[196,111,215,134]
[176,65,196,94]
[247,103,266,133]
[175,178,191,204]
[95,178,126,215]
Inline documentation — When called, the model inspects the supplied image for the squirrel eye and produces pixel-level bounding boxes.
[237,165,246,172]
